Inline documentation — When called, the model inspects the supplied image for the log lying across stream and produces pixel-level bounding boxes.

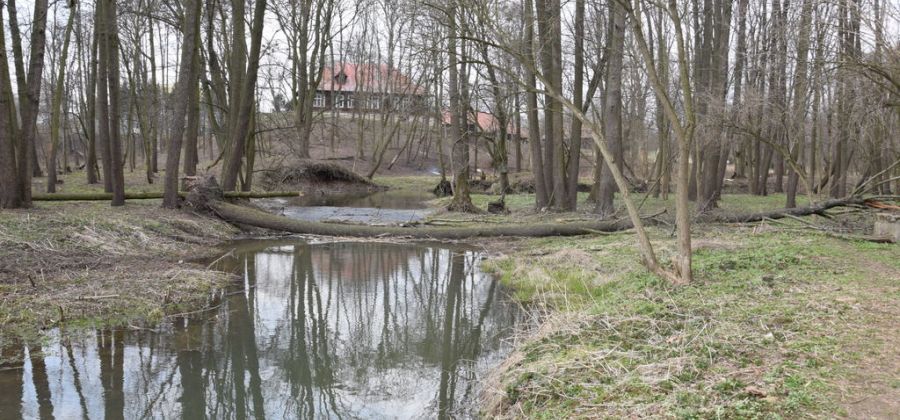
[208,200,635,239]
[182,177,896,240]
[209,197,899,239]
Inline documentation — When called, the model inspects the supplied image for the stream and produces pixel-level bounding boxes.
[0,192,524,419]
[255,190,436,225]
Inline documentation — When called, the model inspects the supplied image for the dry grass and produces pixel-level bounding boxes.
[0,200,239,351]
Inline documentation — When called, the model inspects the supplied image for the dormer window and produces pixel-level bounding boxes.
[334,72,348,85]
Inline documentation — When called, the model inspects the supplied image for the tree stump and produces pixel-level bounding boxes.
[874,213,900,243]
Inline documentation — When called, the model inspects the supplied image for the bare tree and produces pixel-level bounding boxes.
[221,0,268,191]
[163,0,202,207]
[47,0,78,193]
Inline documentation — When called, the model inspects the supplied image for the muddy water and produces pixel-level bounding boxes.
[256,190,435,224]
[0,240,522,419]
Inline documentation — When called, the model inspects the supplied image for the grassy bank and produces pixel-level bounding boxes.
[371,175,898,417]
[0,199,239,353]
[479,224,899,418]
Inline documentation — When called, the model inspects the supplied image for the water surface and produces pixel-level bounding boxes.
[256,190,434,224]
[0,240,521,419]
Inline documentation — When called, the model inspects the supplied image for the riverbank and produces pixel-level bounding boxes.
[0,199,239,352]
[368,175,900,417]
[3,171,897,418]
[478,224,899,418]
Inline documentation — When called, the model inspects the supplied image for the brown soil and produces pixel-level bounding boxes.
[260,160,386,197]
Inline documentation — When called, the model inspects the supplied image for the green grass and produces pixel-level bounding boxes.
[482,225,899,418]
[373,174,443,192]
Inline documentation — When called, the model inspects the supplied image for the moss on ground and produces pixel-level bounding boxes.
[0,199,239,352]
[480,224,899,418]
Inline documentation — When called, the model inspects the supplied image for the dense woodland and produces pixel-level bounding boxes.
[0,0,898,282]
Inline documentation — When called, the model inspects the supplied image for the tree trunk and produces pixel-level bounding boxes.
[95,0,113,194]
[697,0,732,212]
[564,0,585,210]
[209,200,636,239]
[8,0,43,180]
[47,0,77,194]
[0,4,19,208]
[221,0,268,191]
[446,1,475,212]
[183,32,202,180]
[164,0,202,208]
[84,8,99,184]
[523,0,548,208]
[104,0,125,206]
[596,0,625,217]
[15,0,51,207]
[786,0,814,208]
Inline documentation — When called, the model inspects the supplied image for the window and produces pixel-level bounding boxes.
[336,94,354,109]
[399,97,412,111]
[313,93,325,108]
[367,96,381,110]
[334,72,348,85]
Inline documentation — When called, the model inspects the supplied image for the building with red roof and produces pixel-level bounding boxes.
[314,63,429,113]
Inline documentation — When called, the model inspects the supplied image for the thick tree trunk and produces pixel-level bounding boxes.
[0,5,18,208]
[447,1,476,212]
[8,0,42,180]
[523,0,548,209]
[596,0,625,217]
[697,0,732,212]
[210,200,635,239]
[699,197,877,223]
[164,0,202,208]
[786,0,814,208]
[221,0,267,191]
[15,0,50,207]
[104,0,125,206]
[47,0,77,194]
[84,13,99,185]
[95,0,113,194]
[564,0,585,210]
[183,37,202,180]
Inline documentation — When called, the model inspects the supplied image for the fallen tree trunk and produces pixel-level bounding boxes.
[208,200,635,239]
[32,191,301,201]
[186,173,895,240]
[697,197,889,223]
[206,197,899,240]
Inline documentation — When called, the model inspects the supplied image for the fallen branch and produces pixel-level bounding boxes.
[32,190,301,201]
[76,294,119,300]
[699,197,895,223]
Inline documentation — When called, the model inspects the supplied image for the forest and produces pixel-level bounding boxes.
[0,0,898,418]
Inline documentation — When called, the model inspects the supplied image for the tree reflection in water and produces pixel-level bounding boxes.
[0,241,520,419]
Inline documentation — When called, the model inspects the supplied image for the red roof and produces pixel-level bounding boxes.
[441,110,524,137]
[318,63,427,95]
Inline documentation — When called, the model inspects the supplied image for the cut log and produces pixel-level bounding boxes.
[32,191,301,201]
[208,200,635,239]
